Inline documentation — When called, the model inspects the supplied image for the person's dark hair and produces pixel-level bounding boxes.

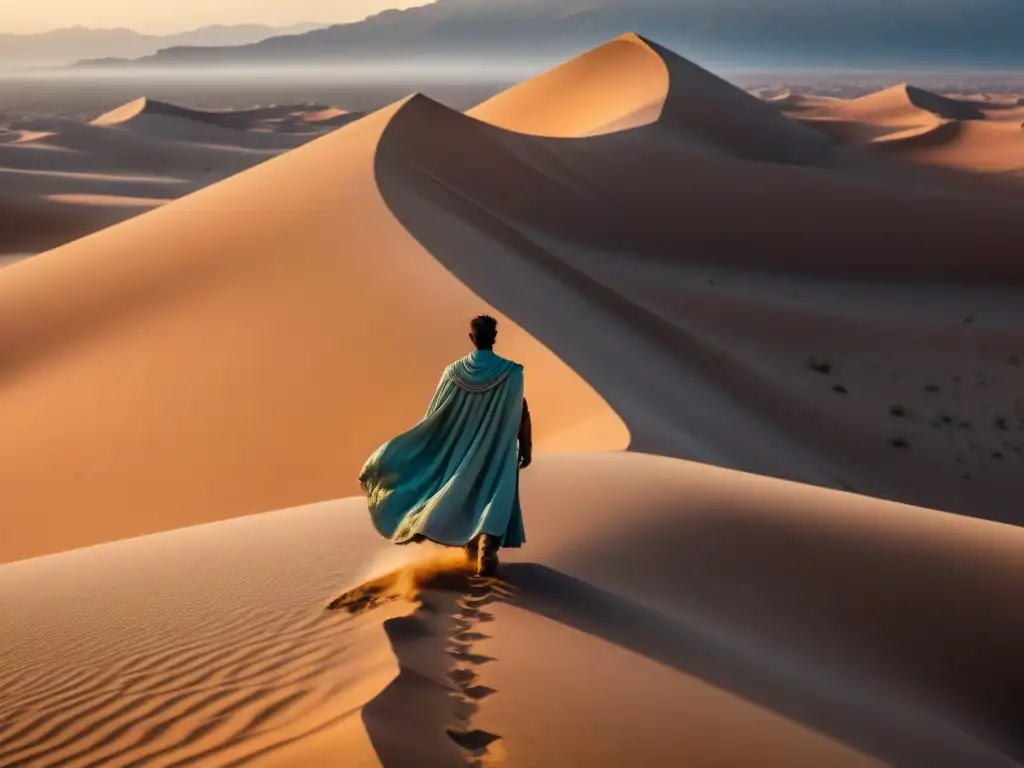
[470,314,498,349]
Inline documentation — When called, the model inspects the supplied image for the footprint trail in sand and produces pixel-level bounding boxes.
[328,563,512,766]
[444,578,511,766]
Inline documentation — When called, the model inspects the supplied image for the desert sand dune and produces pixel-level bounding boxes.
[467,33,672,137]
[5,35,1024,563]
[765,91,843,110]
[868,118,967,150]
[807,84,983,126]
[772,84,1024,189]
[92,98,329,130]
[3,31,1024,768]
[776,85,961,144]
[470,33,832,165]
[90,98,366,138]
[0,96,625,563]
[0,98,354,257]
[2,453,1022,767]
[0,129,262,257]
[884,84,987,121]
[4,120,277,176]
[90,97,315,149]
[875,119,1024,174]
[778,84,1024,174]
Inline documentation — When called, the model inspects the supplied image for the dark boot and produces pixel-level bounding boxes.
[463,537,479,565]
[477,534,500,577]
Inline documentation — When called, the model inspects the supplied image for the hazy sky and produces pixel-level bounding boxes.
[0,1,430,34]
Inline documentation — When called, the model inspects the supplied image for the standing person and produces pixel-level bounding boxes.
[359,315,533,577]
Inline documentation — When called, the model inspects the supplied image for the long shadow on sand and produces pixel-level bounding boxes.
[359,570,508,768]
[361,562,1021,768]
[500,563,1024,768]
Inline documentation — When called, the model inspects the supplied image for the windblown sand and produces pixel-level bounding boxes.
[2,32,1024,768]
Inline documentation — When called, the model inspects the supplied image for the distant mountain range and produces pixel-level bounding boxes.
[0,23,326,69]
[69,0,1024,70]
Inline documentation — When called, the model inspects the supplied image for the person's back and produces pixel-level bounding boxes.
[359,315,532,576]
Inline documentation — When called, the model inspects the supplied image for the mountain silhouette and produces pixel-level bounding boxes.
[104,0,1024,69]
[0,23,325,69]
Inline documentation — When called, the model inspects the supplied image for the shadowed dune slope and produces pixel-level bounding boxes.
[18,120,279,170]
[0,116,284,180]
[385,94,1024,278]
[493,453,1024,767]
[2,453,1022,767]
[854,84,986,123]
[899,84,987,120]
[0,98,625,564]
[0,192,134,255]
[809,85,983,126]
[92,97,329,131]
[88,97,311,150]
[376,94,1024,527]
[93,98,367,136]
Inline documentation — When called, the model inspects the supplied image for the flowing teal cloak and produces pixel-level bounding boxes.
[358,350,527,548]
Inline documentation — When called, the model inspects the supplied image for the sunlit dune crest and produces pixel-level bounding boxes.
[470,32,831,164]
